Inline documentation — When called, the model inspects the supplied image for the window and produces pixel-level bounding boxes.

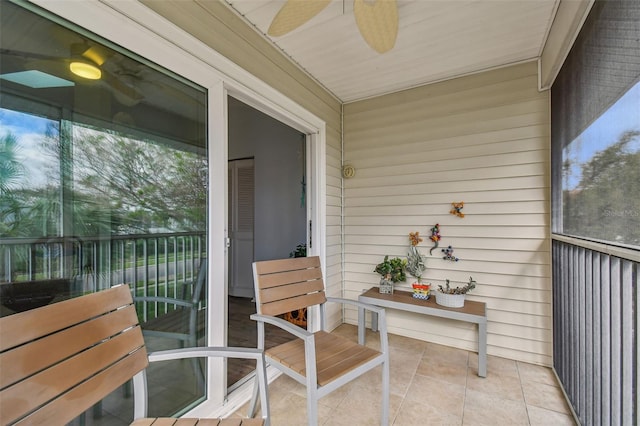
[552,0,640,249]
[1,0,207,419]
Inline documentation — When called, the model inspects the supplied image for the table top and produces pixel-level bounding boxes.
[360,287,486,318]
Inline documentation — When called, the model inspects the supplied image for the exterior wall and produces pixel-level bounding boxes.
[139,1,344,326]
[343,62,552,365]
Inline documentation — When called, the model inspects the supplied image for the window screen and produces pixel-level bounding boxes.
[551,0,640,248]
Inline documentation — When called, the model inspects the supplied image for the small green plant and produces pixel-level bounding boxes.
[437,277,477,295]
[289,243,307,258]
[374,255,407,283]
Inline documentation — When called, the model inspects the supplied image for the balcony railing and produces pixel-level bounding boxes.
[552,236,638,426]
[0,232,206,321]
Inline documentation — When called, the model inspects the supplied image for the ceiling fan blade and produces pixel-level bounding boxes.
[268,0,331,37]
[354,0,398,53]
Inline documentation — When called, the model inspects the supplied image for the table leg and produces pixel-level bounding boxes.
[478,321,487,377]
[358,305,365,345]
[371,310,379,333]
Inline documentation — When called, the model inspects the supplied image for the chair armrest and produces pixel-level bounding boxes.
[133,346,270,422]
[326,296,389,356]
[250,313,313,340]
[133,296,195,308]
[147,346,265,363]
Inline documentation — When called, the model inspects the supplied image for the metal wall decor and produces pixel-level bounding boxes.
[442,245,459,262]
[429,223,441,255]
[450,202,464,218]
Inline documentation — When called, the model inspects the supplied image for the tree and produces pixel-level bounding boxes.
[70,128,207,233]
[0,132,24,194]
[0,132,27,236]
[564,130,640,246]
[1,123,206,238]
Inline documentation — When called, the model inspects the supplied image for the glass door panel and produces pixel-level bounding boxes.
[1,1,207,421]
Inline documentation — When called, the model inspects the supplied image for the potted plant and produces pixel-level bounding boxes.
[435,277,477,308]
[407,231,430,299]
[374,255,407,294]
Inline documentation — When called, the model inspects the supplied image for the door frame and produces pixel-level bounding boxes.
[30,0,327,417]
[209,81,327,417]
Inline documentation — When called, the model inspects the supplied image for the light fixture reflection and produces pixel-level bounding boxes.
[70,61,102,80]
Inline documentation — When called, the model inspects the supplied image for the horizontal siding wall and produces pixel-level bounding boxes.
[343,62,552,365]
[139,1,344,324]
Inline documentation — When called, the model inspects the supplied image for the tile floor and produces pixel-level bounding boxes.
[232,324,576,425]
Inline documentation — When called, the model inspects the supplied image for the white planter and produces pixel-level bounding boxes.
[435,291,465,308]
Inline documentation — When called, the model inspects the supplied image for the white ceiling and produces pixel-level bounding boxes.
[223,0,559,102]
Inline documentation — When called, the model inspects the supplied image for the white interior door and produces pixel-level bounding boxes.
[228,159,255,298]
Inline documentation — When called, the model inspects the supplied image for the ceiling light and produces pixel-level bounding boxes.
[0,70,74,88]
[69,60,101,80]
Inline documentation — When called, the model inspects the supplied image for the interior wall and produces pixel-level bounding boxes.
[228,97,307,261]
[343,62,552,366]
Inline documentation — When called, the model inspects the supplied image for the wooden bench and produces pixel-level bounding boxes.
[0,284,270,426]
[357,287,487,377]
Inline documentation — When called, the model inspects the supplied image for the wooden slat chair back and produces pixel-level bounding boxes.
[0,284,269,426]
[250,256,390,426]
[255,256,326,320]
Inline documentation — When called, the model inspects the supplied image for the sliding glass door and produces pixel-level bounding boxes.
[0,0,210,420]
[2,0,327,420]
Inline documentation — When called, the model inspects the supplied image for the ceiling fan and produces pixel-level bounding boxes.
[267,0,399,54]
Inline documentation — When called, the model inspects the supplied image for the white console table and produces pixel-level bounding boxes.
[358,287,488,377]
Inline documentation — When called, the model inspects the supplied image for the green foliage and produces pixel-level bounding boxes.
[563,130,640,246]
[289,243,307,258]
[0,132,24,194]
[374,255,407,283]
[1,124,208,238]
[438,277,476,295]
[71,129,207,234]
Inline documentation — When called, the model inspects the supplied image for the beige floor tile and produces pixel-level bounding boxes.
[389,332,429,354]
[228,329,572,426]
[394,399,462,426]
[466,368,524,402]
[268,391,333,426]
[462,388,529,425]
[318,378,357,408]
[388,347,421,395]
[522,380,572,414]
[468,353,519,379]
[527,405,577,425]
[329,388,403,425]
[268,374,307,399]
[517,361,559,387]
[404,374,465,417]
[330,323,359,339]
[416,357,468,387]
[423,342,469,367]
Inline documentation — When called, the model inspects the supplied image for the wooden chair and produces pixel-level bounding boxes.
[0,284,270,426]
[249,256,389,426]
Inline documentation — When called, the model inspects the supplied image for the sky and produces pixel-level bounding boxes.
[563,80,640,190]
[0,108,57,188]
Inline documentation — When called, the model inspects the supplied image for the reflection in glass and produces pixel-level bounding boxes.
[1,1,208,420]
